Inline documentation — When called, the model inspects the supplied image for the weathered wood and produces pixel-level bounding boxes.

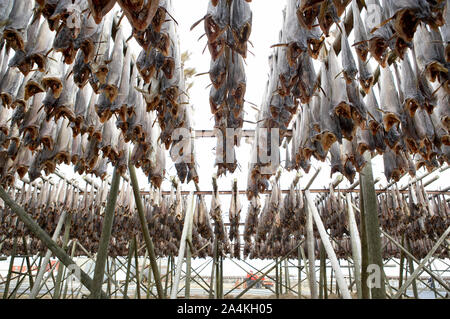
[305,190,352,299]
[406,240,419,299]
[360,152,386,299]
[170,191,195,299]
[393,226,450,299]
[29,210,68,298]
[53,213,72,299]
[346,193,362,299]
[91,167,121,299]
[123,238,135,299]
[129,162,164,299]
[0,186,107,298]
[306,196,318,299]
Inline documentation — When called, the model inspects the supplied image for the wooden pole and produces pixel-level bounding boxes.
[360,152,386,299]
[306,197,318,299]
[134,236,141,299]
[123,238,135,299]
[129,162,164,299]
[209,238,217,299]
[319,242,325,299]
[381,230,450,293]
[275,258,280,298]
[30,210,68,299]
[53,213,72,299]
[91,167,121,299]
[3,238,17,299]
[406,240,419,298]
[62,240,77,299]
[164,256,171,297]
[170,191,195,299]
[298,245,302,298]
[185,199,194,299]
[305,190,352,299]
[394,226,450,298]
[398,235,405,297]
[346,193,362,299]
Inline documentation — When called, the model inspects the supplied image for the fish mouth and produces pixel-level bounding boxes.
[334,102,352,119]
[355,44,369,62]
[425,62,448,83]
[31,54,47,73]
[369,37,389,68]
[307,38,324,60]
[3,29,25,51]
[359,76,374,94]
[404,99,420,117]
[42,77,63,99]
[383,113,401,132]
[0,93,13,108]
[394,9,420,43]
[102,85,119,103]
[320,132,337,153]
[25,81,45,100]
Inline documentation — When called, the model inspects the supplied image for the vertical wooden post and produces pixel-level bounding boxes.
[285,259,290,294]
[3,237,17,299]
[123,238,135,299]
[297,245,302,298]
[319,242,326,299]
[406,239,419,298]
[359,176,370,299]
[62,240,77,299]
[306,200,318,299]
[54,213,72,299]
[129,162,165,298]
[275,258,280,298]
[91,167,121,299]
[346,193,362,299]
[134,236,141,299]
[164,256,171,297]
[170,191,195,299]
[30,210,68,299]
[22,237,34,291]
[360,152,386,299]
[209,238,218,299]
[398,235,405,297]
[305,190,352,299]
[185,207,194,298]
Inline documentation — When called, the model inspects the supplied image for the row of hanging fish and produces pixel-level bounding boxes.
[191,0,252,176]
[247,0,449,200]
[0,0,199,188]
[0,179,219,258]
[242,174,448,260]
[135,0,199,185]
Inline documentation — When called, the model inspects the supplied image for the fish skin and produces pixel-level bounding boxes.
[341,24,358,84]
[2,0,34,51]
[351,0,369,62]
[380,65,402,132]
[118,0,160,31]
[230,0,252,58]
[88,0,117,24]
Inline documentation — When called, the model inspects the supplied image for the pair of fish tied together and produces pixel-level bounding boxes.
[246,0,449,200]
[0,0,198,189]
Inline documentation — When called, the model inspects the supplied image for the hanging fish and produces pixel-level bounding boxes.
[351,0,369,62]
[2,0,34,51]
[380,65,402,132]
[88,0,117,24]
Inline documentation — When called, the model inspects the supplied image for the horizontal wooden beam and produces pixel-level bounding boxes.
[142,189,449,196]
